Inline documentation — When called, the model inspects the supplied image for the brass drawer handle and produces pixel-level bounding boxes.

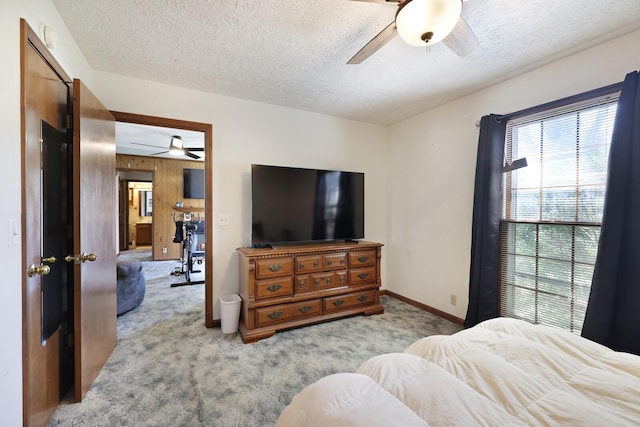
[358,272,369,279]
[340,259,345,265]
[299,263,305,269]
[357,295,369,302]
[357,256,368,263]
[268,264,283,272]
[266,284,282,292]
[327,260,332,266]
[314,281,320,287]
[327,278,332,285]
[299,281,306,289]
[332,299,344,307]
[267,311,283,319]
[313,261,319,267]
[339,276,345,282]
[298,305,313,314]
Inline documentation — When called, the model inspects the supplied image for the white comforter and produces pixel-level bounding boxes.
[276,318,640,426]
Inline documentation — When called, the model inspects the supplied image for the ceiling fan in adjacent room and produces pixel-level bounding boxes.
[348,0,479,64]
[131,135,203,159]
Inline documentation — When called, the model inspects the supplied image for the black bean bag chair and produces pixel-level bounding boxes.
[116,260,146,315]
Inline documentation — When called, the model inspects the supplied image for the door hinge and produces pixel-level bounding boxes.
[65,114,72,130]
[67,333,74,348]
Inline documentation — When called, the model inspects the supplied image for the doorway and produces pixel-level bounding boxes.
[112,111,214,328]
[117,172,154,252]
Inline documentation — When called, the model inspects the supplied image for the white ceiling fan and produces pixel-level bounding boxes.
[348,0,479,64]
[131,135,204,160]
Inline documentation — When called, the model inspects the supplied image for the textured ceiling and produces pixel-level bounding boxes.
[52,0,640,126]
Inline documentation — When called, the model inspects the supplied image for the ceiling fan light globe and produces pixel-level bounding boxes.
[169,135,183,150]
[396,0,462,47]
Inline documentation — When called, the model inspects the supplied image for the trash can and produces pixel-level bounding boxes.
[220,294,242,334]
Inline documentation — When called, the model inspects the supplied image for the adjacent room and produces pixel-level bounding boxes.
[2,0,640,426]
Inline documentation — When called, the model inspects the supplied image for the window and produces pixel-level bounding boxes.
[499,94,619,333]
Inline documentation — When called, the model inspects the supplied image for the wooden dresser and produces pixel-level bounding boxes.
[237,241,384,343]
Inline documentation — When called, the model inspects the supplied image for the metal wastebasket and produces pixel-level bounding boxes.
[219,294,242,334]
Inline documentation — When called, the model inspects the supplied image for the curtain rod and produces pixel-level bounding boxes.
[475,80,624,126]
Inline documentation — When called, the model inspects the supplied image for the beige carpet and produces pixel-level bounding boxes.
[48,252,462,426]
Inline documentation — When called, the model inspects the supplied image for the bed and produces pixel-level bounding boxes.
[276,317,640,426]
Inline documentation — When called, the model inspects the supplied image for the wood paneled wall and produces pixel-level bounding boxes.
[116,154,205,260]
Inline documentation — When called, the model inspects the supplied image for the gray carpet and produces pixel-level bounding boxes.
[48,250,462,426]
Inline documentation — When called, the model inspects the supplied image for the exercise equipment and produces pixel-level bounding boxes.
[170,212,205,287]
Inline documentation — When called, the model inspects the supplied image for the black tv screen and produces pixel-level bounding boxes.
[251,164,364,246]
[183,168,205,199]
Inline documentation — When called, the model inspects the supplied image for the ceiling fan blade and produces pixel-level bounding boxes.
[151,150,169,156]
[349,0,401,3]
[131,142,165,149]
[184,147,204,152]
[348,21,397,64]
[185,151,201,160]
[442,16,479,58]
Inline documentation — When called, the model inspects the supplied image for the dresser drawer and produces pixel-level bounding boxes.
[349,250,376,268]
[295,255,323,274]
[349,267,376,285]
[255,276,294,300]
[324,253,347,270]
[309,271,348,291]
[323,290,375,313]
[255,257,293,279]
[255,299,322,326]
[295,275,312,293]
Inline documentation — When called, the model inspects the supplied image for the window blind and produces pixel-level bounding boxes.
[499,93,619,333]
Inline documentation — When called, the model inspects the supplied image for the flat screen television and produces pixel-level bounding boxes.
[183,168,205,199]
[251,164,364,246]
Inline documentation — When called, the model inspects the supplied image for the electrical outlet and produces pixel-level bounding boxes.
[450,294,457,306]
[218,214,230,226]
[162,247,168,254]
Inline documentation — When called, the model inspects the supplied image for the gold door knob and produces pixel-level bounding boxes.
[81,253,97,262]
[28,264,50,278]
[42,256,57,264]
[65,255,77,263]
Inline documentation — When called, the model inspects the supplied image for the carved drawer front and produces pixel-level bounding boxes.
[335,271,348,287]
[295,255,323,274]
[324,253,347,270]
[255,257,293,279]
[349,267,376,285]
[308,271,345,291]
[349,250,376,268]
[255,276,294,300]
[255,299,322,326]
[323,290,375,313]
[295,275,311,293]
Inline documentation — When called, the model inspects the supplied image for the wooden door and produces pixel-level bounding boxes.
[72,79,117,401]
[21,21,70,427]
[22,20,117,426]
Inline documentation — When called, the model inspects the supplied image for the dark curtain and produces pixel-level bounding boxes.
[464,115,507,328]
[582,71,640,355]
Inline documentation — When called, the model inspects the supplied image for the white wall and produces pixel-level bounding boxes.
[90,71,390,317]
[387,29,640,320]
[0,0,94,424]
